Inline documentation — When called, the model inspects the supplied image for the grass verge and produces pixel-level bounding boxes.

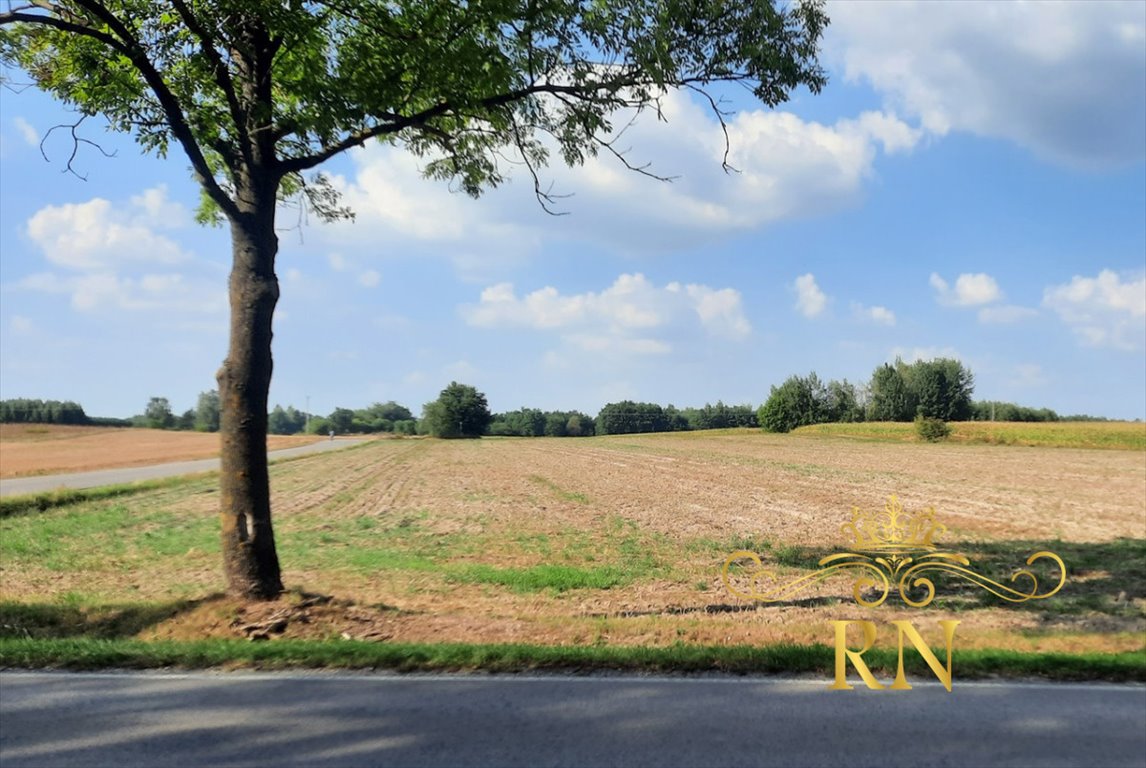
[1,637,1142,682]
[0,473,211,518]
[793,421,1146,450]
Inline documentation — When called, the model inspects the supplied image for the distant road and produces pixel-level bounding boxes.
[1,672,1144,767]
[0,438,366,497]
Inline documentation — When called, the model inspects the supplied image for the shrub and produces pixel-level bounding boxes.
[915,415,951,442]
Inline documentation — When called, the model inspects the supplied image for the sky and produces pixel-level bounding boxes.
[1,1,1144,421]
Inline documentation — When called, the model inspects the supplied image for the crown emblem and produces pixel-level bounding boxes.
[840,495,946,553]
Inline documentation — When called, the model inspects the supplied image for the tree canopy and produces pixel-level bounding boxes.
[423,381,492,438]
[1,0,828,218]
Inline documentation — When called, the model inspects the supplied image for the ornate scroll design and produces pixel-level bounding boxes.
[722,497,1067,609]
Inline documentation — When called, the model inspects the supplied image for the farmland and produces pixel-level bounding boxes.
[0,424,320,478]
[2,428,1143,660]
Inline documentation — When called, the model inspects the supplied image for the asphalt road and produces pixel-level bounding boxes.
[1,672,1143,767]
[0,438,366,497]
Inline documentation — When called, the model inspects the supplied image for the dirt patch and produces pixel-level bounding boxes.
[0,424,321,477]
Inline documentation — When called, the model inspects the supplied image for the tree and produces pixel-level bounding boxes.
[422,382,491,438]
[144,396,174,429]
[867,362,916,422]
[824,379,863,423]
[1,1,827,599]
[757,372,825,433]
[326,407,355,434]
[195,390,221,432]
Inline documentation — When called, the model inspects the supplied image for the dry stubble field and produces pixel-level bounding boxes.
[3,429,1143,656]
[0,424,321,477]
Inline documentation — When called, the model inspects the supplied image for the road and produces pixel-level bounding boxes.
[0,438,366,497]
[1,672,1143,767]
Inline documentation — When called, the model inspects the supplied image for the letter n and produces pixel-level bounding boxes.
[830,620,885,690]
[889,619,960,692]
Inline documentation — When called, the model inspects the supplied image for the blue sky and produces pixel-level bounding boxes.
[1,1,1144,420]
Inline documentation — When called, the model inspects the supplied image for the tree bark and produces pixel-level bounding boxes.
[217,199,283,600]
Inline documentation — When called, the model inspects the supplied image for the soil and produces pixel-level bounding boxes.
[0,424,321,477]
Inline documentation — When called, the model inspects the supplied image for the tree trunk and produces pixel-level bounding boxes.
[217,203,283,600]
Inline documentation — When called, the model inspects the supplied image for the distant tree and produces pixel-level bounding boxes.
[565,414,586,437]
[0,398,88,424]
[306,416,332,436]
[393,419,417,436]
[664,405,690,431]
[824,379,863,423]
[544,412,568,437]
[757,373,825,433]
[972,401,1060,422]
[423,382,492,439]
[596,401,669,435]
[867,362,916,422]
[327,408,355,434]
[268,404,307,435]
[195,390,221,432]
[913,358,973,421]
[176,409,196,430]
[144,397,175,430]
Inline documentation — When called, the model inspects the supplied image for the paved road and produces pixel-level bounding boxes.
[1,672,1143,767]
[0,438,366,497]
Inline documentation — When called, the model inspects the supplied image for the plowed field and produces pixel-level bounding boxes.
[2,431,1143,653]
[0,424,321,477]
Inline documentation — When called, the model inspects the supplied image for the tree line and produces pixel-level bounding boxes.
[1,363,1108,440]
[758,358,975,433]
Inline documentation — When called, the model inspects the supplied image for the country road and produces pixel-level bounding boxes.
[1,672,1144,767]
[0,438,367,497]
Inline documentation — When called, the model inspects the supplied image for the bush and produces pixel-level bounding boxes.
[915,415,951,442]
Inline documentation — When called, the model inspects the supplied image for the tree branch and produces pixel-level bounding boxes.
[40,114,116,180]
[169,0,250,170]
[41,0,240,219]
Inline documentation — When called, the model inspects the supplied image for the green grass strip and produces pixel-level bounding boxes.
[1,638,1142,682]
[0,474,212,518]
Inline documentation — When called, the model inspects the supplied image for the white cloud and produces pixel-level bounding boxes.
[358,270,381,288]
[19,271,224,314]
[681,284,752,339]
[9,315,34,334]
[327,253,348,271]
[461,273,750,358]
[316,89,922,266]
[930,272,1002,307]
[26,186,190,271]
[12,117,38,147]
[978,305,1038,324]
[793,274,828,318]
[565,334,671,356]
[1043,269,1146,349]
[852,302,896,326]
[827,0,1146,168]
[18,186,226,316]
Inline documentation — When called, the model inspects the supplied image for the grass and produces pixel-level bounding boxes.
[450,563,631,592]
[0,473,213,518]
[793,420,1146,450]
[0,636,1141,682]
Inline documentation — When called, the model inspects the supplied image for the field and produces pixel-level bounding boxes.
[795,420,1146,450]
[0,424,321,478]
[2,428,1144,663]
